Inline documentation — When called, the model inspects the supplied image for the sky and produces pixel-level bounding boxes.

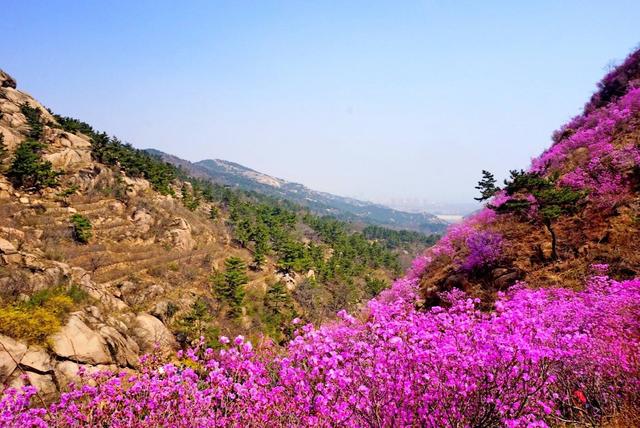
[1,1,639,207]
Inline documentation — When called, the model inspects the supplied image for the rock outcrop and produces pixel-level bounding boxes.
[0,69,16,89]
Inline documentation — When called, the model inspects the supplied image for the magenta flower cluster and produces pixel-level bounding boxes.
[430,212,503,273]
[3,269,639,427]
[531,87,640,200]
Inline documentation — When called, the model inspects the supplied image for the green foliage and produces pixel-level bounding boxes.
[495,170,585,260]
[91,133,177,195]
[362,225,439,249]
[252,223,270,269]
[20,103,44,140]
[173,298,220,349]
[70,214,92,244]
[181,183,201,211]
[212,257,248,316]
[209,205,219,220]
[7,140,59,190]
[498,169,585,223]
[475,169,499,201]
[263,281,296,343]
[53,114,96,137]
[365,276,388,295]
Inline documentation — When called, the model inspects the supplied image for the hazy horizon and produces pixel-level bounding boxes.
[2,0,639,205]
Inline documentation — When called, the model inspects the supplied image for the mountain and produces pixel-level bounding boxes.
[0,68,436,399]
[146,149,447,234]
[4,47,640,427]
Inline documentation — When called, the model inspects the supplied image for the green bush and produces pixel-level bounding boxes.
[70,214,92,244]
[7,140,59,189]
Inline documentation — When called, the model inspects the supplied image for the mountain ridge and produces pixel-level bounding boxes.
[146,149,447,234]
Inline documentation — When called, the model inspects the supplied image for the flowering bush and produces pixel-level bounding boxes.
[427,212,503,273]
[461,229,503,272]
[2,270,639,427]
[532,87,640,201]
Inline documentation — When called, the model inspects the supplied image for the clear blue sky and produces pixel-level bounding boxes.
[2,1,639,205]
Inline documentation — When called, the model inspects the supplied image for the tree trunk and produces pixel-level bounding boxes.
[545,221,558,261]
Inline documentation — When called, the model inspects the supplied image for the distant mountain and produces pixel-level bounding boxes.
[146,149,447,234]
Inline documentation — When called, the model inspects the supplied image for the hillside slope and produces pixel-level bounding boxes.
[3,48,640,427]
[148,149,447,234]
[417,48,640,307]
[0,70,434,398]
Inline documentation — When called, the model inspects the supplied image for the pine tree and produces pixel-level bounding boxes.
[8,140,59,190]
[495,170,584,260]
[20,103,44,140]
[264,281,295,342]
[264,281,292,317]
[251,223,270,270]
[474,170,499,201]
[212,256,248,316]
[209,205,219,220]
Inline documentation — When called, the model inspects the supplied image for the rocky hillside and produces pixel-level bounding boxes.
[2,49,640,427]
[148,149,447,234]
[417,48,640,307]
[0,69,435,398]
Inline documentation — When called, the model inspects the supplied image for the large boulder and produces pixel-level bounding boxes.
[165,218,194,251]
[0,335,27,383]
[9,371,57,398]
[131,314,176,354]
[51,314,113,365]
[99,325,140,368]
[0,237,17,255]
[131,208,155,234]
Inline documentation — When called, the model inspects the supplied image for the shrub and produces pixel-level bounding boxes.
[52,114,96,137]
[2,273,639,426]
[7,140,59,190]
[0,306,61,345]
[0,286,83,345]
[70,214,92,244]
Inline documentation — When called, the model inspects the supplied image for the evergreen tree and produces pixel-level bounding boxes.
[264,281,296,342]
[181,183,200,211]
[495,170,584,260]
[475,170,499,201]
[212,257,248,316]
[20,103,44,140]
[7,141,59,190]
[209,205,219,220]
[251,223,270,269]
